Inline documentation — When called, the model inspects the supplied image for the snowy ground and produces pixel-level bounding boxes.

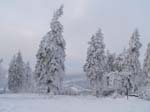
[0,94,150,112]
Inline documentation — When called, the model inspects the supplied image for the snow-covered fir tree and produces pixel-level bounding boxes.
[35,5,66,94]
[0,59,7,90]
[138,43,150,99]
[83,28,106,97]
[8,52,25,93]
[113,48,127,72]
[0,59,4,85]
[143,42,150,83]
[24,62,32,92]
[106,50,116,73]
[123,29,143,92]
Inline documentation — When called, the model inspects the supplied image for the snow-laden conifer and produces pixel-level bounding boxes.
[24,62,32,92]
[83,28,106,96]
[106,50,116,73]
[35,5,66,94]
[0,59,7,91]
[123,29,143,92]
[8,52,25,93]
[113,49,127,72]
[142,42,150,90]
[143,43,150,78]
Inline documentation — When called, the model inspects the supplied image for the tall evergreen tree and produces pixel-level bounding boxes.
[123,29,142,92]
[106,50,116,73]
[8,52,25,93]
[83,28,106,96]
[24,62,32,92]
[35,5,66,94]
[0,59,7,89]
[143,42,150,83]
[113,48,127,72]
[0,59,4,85]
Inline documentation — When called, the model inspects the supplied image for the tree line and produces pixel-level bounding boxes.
[0,5,150,99]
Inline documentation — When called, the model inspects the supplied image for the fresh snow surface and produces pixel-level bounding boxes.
[0,94,150,112]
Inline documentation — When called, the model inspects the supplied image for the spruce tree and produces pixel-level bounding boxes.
[83,28,106,96]
[0,59,7,90]
[143,42,150,84]
[123,29,142,92]
[35,5,66,94]
[24,62,32,92]
[8,52,25,93]
[113,48,127,72]
[106,50,116,73]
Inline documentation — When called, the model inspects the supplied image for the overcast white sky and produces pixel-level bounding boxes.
[0,0,150,74]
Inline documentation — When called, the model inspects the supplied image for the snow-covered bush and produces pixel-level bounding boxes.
[103,71,133,96]
[35,5,66,94]
[62,87,79,96]
[138,85,150,100]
